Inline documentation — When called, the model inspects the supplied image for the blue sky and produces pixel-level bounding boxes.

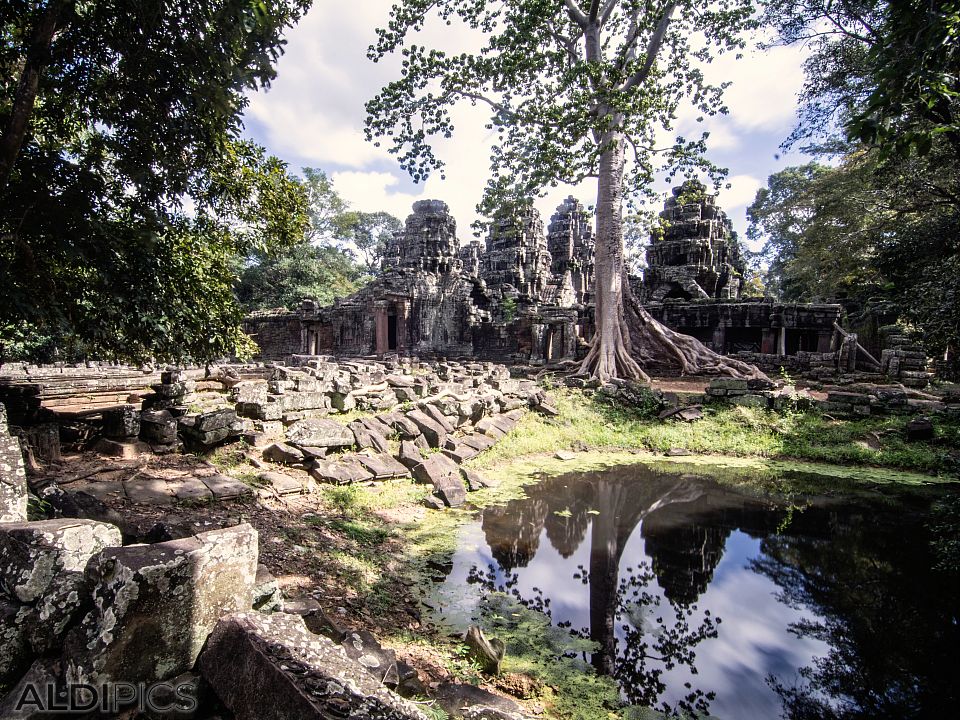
[241,1,813,250]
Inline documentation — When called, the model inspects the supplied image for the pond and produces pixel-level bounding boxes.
[430,462,960,719]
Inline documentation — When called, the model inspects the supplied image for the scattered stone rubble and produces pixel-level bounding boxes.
[0,399,532,719]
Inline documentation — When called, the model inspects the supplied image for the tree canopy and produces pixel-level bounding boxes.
[366,0,765,382]
[0,0,312,364]
[752,0,960,369]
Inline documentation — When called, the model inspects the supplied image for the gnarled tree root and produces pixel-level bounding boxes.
[576,289,769,382]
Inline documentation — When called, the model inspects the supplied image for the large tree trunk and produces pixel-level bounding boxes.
[0,0,67,189]
[579,128,767,383]
[579,129,646,382]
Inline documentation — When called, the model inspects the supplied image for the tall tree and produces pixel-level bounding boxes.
[0,0,312,363]
[340,210,403,273]
[366,0,764,381]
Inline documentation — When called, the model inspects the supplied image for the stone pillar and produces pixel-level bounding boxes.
[778,327,787,356]
[373,302,389,356]
[0,403,27,523]
[816,330,833,353]
[396,300,409,352]
[761,329,778,355]
[712,325,727,354]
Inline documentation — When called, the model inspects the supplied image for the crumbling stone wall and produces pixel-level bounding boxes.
[243,309,302,361]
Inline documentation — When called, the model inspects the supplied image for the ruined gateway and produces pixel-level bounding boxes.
[245,184,843,375]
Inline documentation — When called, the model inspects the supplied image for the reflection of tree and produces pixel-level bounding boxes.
[476,467,739,716]
[753,499,960,719]
[482,497,549,570]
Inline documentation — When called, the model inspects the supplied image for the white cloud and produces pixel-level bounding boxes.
[244,1,807,233]
[708,45,807,132]
[718,174,763,211]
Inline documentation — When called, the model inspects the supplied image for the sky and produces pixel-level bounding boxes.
[242,1,813,250]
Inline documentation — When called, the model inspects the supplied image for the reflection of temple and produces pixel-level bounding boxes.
[475,466,786,677]
[245,189,841,372]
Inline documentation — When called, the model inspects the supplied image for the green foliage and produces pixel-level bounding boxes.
[757,1,960,359]
[501,296,518,323]
[365,1,755,220]
[0,1,313,363]
[339,210,403,273]
[327,518,391,547]
[747,146,960,358]
[470,387,959,476]
[236,241,365,311]
[846,1,960,159]
[929,495,960,574]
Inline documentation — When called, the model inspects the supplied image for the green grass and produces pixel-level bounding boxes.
[469,387,959,477]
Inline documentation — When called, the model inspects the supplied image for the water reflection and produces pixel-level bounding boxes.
[433,463,960,719]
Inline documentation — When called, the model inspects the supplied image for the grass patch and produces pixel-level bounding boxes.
[326,517,390,546]
[469,388,959,477]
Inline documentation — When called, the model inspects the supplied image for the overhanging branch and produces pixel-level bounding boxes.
[620,1,678,92]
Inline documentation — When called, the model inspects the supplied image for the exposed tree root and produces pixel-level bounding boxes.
[575,288,769,383]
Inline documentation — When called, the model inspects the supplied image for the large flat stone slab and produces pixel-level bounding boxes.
[123,477,176,505]
[258,471,304,496]
[354,453,410,480]
[199,612,429,720]
[171,476,215,502]
[286,418,354,449]
[202,473,253,500]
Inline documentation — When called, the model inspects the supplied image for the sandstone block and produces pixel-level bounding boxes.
[286,418,354,449]
[0,518,121,604]
[64,523,258,686]
[199,612,429,720]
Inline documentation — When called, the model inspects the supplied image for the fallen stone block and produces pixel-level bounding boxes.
[64,523,258,687]
[434,682,531,720]
[441,442,479,464]
[309,457,373,485]
[1,416,28,523]
[396,440,423,470]
[380,413,422,439]
[253,564,283,613]
[340,629,400,688]
[0,519,122,604]
[906,416,935,442]
[464,625,505,675]
[201,473,254,501]
[140,409,179,444]
[421,404,455,433]
[460,433,497,453]
[200,613,430,719]
[412,455,466,507]
[360,416,395,439]
[258,471,304,496]
[263,442,305,465]
[102,405,141,439]
[355,454,410,480]
[95,437,151,459]
[474,417,506,440]
[286,418,354,449]
[0,599,30,686]
[350,422,390,454]
[460,468,491,492]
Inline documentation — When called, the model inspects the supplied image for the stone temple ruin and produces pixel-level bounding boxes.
[247,182,916,381]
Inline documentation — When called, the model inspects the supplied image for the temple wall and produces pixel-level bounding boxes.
[242,311,302,361]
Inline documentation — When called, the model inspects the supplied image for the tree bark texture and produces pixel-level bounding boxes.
[0,0,67,189]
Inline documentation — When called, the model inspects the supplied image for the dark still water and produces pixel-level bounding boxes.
[430,462,960,719]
